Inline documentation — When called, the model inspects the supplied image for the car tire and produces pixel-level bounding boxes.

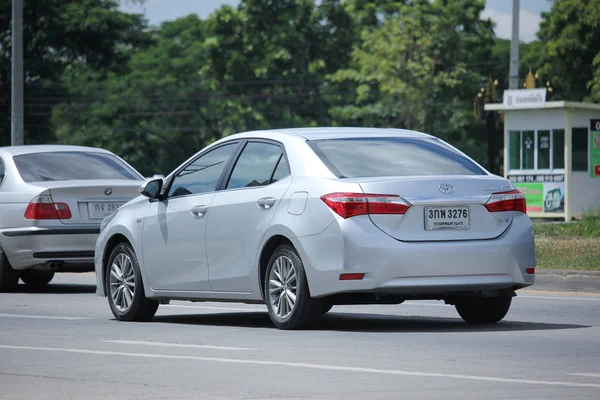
[0,253,19,292]
[264,244,323,330]
[106,242,158,322]
[20,269,55,285]
[455,295,512,324]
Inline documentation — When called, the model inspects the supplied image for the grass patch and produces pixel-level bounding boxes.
[533,213,600,271]
[533,213,600,238]
[535,237,600,271]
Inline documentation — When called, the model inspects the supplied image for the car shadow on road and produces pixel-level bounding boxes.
[11,282,96,294]
[152,311,589,333]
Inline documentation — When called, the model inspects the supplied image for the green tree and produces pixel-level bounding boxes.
[0,0,150,146]
[52,15,225,175]
[328,0,493,155]
[53,0,350,174]
[525,0,600,101]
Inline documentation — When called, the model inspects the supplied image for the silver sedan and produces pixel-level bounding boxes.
[95,128,536,329]
[0,145,145,290]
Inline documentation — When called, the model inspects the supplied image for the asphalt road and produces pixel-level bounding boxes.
[1,273,599,400]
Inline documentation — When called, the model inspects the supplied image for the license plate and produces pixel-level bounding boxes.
[424,206,471,231]
[88,202,125,219]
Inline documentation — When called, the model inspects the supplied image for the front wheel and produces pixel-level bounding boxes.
[265,244,323,330]
[20,269,55,285]
[106,242,158,322]
[455,295,512,324]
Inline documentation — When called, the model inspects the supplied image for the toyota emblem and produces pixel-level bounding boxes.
[104,188,112,196]
[438,184,454,194]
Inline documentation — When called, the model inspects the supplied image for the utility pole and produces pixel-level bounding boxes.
[11,0,24,146]
[509,0,520,89]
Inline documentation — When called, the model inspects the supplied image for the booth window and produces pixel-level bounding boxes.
[522,130,535,169]
[553,129,564,169]
[572,127,588,171]
[537,130,550,169]
[509,128,588,171]
[509,131,520,170]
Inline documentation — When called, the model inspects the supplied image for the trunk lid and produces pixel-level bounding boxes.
[38,180,144,225]
[355,175,515,242]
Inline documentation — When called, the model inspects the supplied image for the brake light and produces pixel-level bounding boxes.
[485,189,526,214]
[320,192,410,219]
[24,195,72,220]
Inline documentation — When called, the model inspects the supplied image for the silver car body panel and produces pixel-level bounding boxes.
[95,128,535,301]
[0,145,145,271]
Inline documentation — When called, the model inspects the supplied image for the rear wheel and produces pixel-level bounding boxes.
[0,253,19,292]
[106,242,158,322]
[455,295,512,324]
[265,244,323,330]
[20,269,55,285]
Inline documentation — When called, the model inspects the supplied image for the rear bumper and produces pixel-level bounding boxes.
[293,213,536,298]
[0,226,99,271]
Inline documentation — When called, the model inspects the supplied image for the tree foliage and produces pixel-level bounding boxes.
[525,0,600,101]
[328,0,493,158]
[0,0,150,146]
[3,0,598,176]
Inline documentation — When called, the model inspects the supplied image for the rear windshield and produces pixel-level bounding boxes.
[13,152,142,182]
[309,137,486,178]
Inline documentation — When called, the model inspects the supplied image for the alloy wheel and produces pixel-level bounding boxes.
[268,255,298,319]
[109,253,135,312]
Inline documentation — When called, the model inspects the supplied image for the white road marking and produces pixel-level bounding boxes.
[0,313,91,321]
[518,295,600,302]
[570,373,600,378]
[1,344,600,389]
[104,340,256,351]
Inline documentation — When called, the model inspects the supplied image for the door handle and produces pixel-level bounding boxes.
[256,197,276,210]
[191,205,208,219]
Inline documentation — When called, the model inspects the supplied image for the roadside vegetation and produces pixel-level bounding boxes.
[534,213,600,271]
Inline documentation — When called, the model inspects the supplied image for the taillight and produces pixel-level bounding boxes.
[320,192,410,219]
[485,189,526,214]
[24,195,72,220]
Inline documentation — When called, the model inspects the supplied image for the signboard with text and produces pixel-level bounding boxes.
[591,119,600,178]
[503,89,547,110]
[509,174,565,213]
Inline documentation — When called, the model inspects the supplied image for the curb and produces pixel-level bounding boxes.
[530,270,600,293]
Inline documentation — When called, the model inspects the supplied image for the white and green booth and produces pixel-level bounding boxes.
[485,89,600,221]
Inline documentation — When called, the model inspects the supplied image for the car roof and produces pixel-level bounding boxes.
[0,144,112,157]
[227,127,433,141]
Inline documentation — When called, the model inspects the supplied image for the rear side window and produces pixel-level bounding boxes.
[309,137,486,178]
[271,154,290,183]
[226,142,283,189]
[13,152,143,182]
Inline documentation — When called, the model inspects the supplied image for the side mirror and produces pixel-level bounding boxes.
[140,178,163,199]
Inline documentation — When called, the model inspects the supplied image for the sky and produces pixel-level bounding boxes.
[119,0,553,43]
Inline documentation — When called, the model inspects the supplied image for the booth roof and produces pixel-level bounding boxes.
[484,101,600,112]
